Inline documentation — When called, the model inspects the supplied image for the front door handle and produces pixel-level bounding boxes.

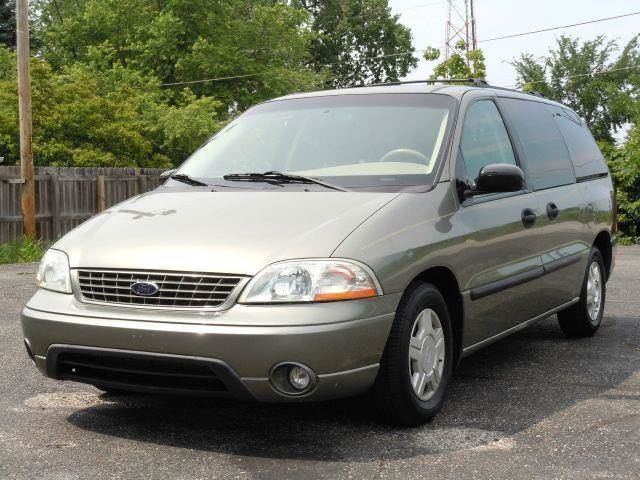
[546,202,559,221]
[521,208,537,228]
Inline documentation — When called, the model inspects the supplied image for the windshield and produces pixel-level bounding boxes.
[177,93,456,190]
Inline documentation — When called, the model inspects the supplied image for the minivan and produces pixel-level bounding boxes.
[22,82,616,426]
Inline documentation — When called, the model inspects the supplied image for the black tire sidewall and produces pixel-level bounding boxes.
[387,283,455,420]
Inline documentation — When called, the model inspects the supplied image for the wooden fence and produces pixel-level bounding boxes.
[0,166,165,243]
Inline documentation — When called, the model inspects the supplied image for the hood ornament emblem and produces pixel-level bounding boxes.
[131,281,159,296]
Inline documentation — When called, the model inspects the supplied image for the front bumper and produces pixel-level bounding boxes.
[22,289,400,401]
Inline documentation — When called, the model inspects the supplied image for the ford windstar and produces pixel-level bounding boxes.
[22,82,616,425]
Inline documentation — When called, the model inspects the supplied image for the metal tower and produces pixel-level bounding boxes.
[444,0,478,64]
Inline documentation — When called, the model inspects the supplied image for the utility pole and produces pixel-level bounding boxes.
[444,0,478,65]
[16,0,37,238]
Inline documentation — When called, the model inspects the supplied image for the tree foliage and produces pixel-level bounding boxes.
[0,0,15,49]
[601,128,640,243]
[424,40,486,80]
[32,0,323,112]
[0,46,225,168]
[295,0,417,87]
[512,35,640,142]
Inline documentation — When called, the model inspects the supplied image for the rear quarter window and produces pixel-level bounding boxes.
[551,107,609,180]
[499,97,576,190]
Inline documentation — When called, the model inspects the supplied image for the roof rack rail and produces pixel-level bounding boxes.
[341,78,551,100]
[356,78,489,88]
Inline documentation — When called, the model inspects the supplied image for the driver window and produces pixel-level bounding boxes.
[460,100,517,180]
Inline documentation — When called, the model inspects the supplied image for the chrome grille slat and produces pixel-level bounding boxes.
[76,269,243,309]
[77,283,236,294]
[77,277,239,288]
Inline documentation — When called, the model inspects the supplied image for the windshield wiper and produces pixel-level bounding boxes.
[169,174,209,187]
[223,171,348,192]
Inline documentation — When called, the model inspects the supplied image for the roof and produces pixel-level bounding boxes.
[271,82,565,108]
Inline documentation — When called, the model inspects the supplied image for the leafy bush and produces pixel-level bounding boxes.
[601,129,640,243]
[0,47,233,168]
[0,238,47,264]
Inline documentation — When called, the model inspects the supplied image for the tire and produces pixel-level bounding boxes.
[557,247,606,337]
[373,282,454,426]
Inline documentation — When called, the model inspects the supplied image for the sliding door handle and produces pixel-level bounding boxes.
[521,208,537,228]
[546,202,559,220]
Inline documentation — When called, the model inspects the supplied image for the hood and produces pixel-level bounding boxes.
[55,189,399,275]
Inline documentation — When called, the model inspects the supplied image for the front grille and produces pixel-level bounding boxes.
[77,269,244,308]
[56,351,228,394]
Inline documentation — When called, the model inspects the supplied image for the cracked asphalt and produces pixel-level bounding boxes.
[1,247,639,479]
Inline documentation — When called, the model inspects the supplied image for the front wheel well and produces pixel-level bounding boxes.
[405,267,464,364]
[593,231,613,281]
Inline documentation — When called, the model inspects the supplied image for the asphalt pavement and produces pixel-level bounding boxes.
[1,248,639,479]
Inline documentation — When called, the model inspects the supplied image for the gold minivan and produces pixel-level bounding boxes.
[23,82,616,425]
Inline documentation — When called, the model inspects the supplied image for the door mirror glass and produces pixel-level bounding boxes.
[475,163,525,194]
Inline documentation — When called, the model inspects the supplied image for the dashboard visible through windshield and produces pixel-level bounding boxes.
[176,93,456,191]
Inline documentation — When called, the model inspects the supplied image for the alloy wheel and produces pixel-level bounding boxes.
[408,308,445,401]
[586,261,602,322]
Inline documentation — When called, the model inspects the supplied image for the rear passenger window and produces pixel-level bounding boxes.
[460,100,517,180]
[552,108,608,180]
[500,98,576,190]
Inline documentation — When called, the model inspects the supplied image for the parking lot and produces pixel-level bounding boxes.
[1,247,639,479]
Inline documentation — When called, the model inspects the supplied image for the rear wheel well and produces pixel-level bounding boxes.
[407,267,463,364]
[593,231,612,281]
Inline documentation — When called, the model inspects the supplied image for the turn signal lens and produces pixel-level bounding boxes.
[239,259,382,303]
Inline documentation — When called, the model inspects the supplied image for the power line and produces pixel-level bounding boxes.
[394,1,444,13]
[480,11,640,43]
[161,73,263,87]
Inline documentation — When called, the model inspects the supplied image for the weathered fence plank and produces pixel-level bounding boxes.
[0,166,165,243]
[97,175,106,212]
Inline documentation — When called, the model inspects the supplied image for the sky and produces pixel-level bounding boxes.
[388,0,640,87]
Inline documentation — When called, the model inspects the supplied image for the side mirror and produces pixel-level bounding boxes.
[461,163,525,199]
[476,164,525,194]
[159,169,177,184]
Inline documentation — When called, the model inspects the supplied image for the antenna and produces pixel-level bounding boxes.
[444,0,478,66]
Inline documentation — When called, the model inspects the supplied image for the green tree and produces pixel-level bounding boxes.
[0,0,15,48]
[601,127,640,243]
[295,0,417,87]
[423,40,486,80]
[0,45,227,167]
[512,35,640,142]
[33,0,323,112]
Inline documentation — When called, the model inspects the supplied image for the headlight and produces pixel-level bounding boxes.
[37,249,72,294]
[239,259,382,303]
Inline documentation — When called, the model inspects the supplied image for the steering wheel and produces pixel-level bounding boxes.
[380,148,430,164]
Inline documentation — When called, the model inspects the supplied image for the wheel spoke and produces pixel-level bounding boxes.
[409,345,422,362]
[433,326,444,344]
[413,372,427,395]
[418,310,434,336]
[433,364,441,385]
[435,336,445,360]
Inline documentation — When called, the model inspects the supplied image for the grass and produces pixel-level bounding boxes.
[618,235,640,246]
[0,237,47,265]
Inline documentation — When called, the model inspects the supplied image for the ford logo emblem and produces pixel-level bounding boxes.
[131,281,159,296]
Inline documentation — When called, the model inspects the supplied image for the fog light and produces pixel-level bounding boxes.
[288,365,310,390]
[269,362,317,396]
